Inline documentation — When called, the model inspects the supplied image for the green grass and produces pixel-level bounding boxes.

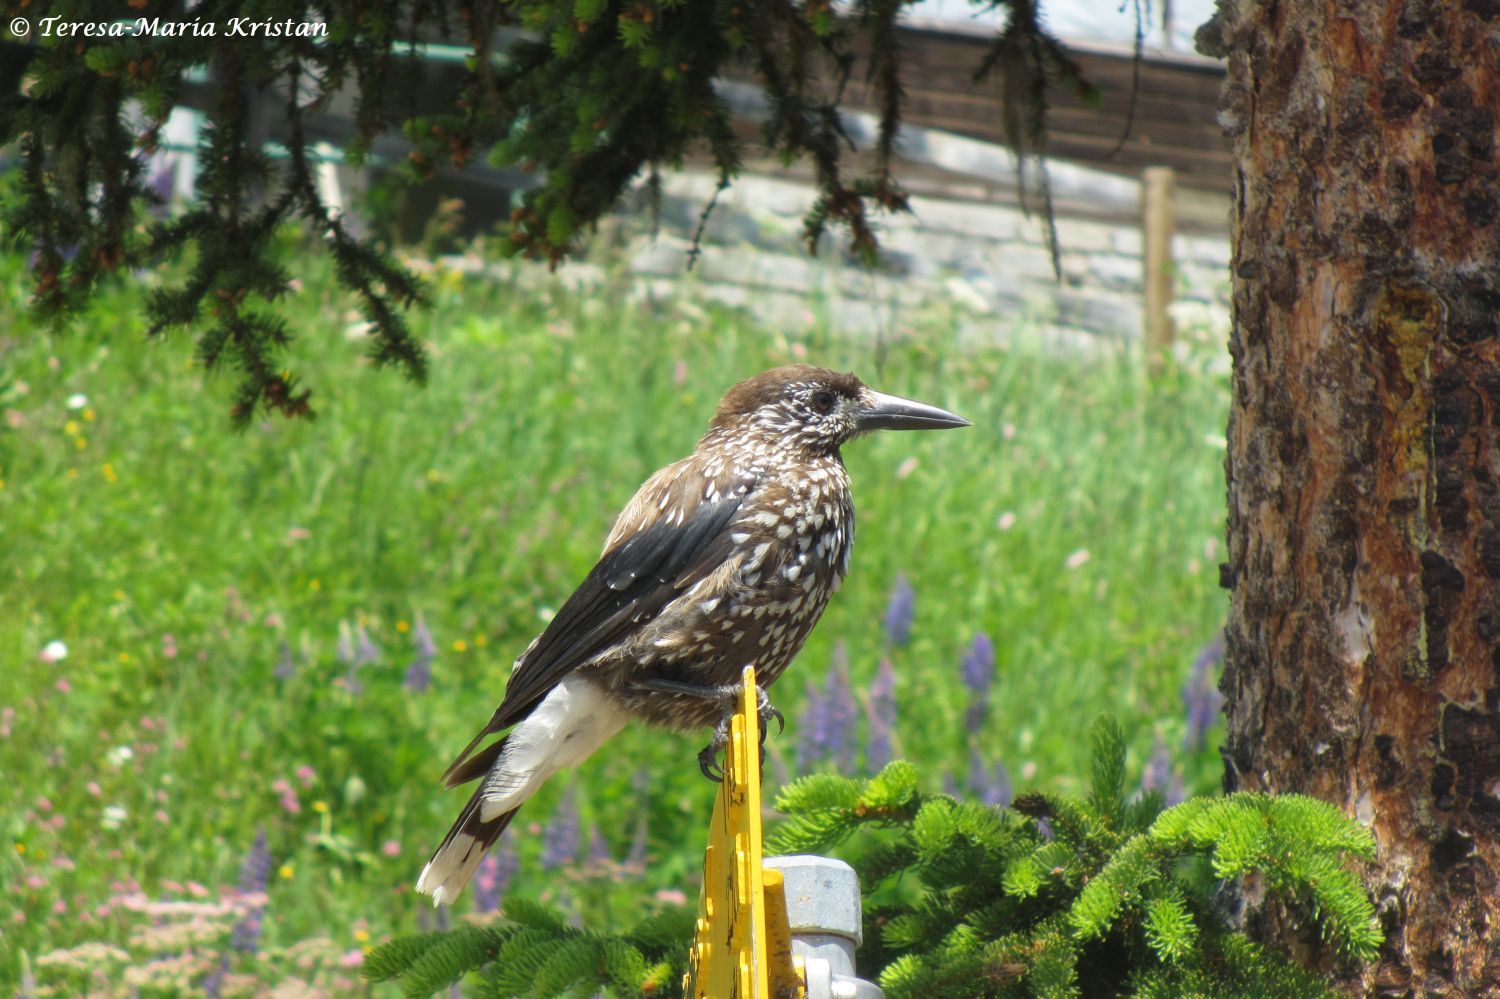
[0,240,1229,992]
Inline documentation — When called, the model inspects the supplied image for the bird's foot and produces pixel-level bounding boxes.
[636,677,782,782]
[698,715,731,782]
[753,685,785,744]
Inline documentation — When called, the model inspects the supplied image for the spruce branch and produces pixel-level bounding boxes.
[4,0,1090,419]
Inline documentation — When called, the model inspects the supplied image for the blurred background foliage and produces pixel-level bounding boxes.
[0,227,1228,992]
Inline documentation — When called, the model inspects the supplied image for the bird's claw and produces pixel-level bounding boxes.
[698,745,725,782]
[698,715,732,782]
[753,684,785,739]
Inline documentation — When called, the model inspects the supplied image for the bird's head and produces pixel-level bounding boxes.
[705,364,970,457]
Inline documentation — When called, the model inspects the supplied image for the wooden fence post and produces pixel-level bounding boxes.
[1142,166,1177,367]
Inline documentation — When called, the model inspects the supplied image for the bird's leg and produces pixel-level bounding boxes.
[635,677,783,781]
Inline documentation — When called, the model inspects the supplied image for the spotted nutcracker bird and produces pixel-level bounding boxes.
[416,364,968,904]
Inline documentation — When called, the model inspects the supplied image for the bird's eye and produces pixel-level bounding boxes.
[811,391,836,414]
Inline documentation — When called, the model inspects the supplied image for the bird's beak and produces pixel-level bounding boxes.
[856,390,971,432]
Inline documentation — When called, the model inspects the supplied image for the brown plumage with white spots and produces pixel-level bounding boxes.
[416,364,968,905]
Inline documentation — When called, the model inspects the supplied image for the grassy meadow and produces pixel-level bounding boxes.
[0,239,1230,994]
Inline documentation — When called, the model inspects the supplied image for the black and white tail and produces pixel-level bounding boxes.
[415,777,520,906]
[415,675,629,905]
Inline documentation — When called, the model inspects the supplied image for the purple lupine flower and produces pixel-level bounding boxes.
[822,643,857,772]
[273,641,296,680]
[989,761,1013,807]
[472,855,500,914]
[405,615,435,692]
[1141,736,1172,796]
[404,657,431,693]
[960,633,996,733]
[229,827,271,954]
[882,575,916,648]
[796,677,828,773]
[865,657,896,772]
[586,825,612,869]
[967,750,1013,807]
[202,956,227,998]
[942,770,962,798]
[796,645,857,772]
[540,789,581,871]
[413,614,437,659]
[1182,632,1225,752]
[472,841,518,913]
[354,624,382,666]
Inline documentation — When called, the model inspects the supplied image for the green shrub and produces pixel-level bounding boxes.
[365,716,1380,997]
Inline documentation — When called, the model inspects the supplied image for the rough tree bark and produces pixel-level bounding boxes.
[1212,0,1500,994]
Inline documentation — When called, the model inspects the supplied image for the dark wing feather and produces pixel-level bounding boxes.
[440,484,747,785]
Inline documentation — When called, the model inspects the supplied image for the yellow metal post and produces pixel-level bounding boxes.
[684,667,805,999]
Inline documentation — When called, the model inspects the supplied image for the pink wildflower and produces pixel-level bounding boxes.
[55,678,71,695]
[381,840,401,857]
[295,765,316,786]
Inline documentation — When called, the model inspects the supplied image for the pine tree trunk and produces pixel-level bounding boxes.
[1215,0,1500,993]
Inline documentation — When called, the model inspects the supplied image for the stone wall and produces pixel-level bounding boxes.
[528,156,1234,350]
